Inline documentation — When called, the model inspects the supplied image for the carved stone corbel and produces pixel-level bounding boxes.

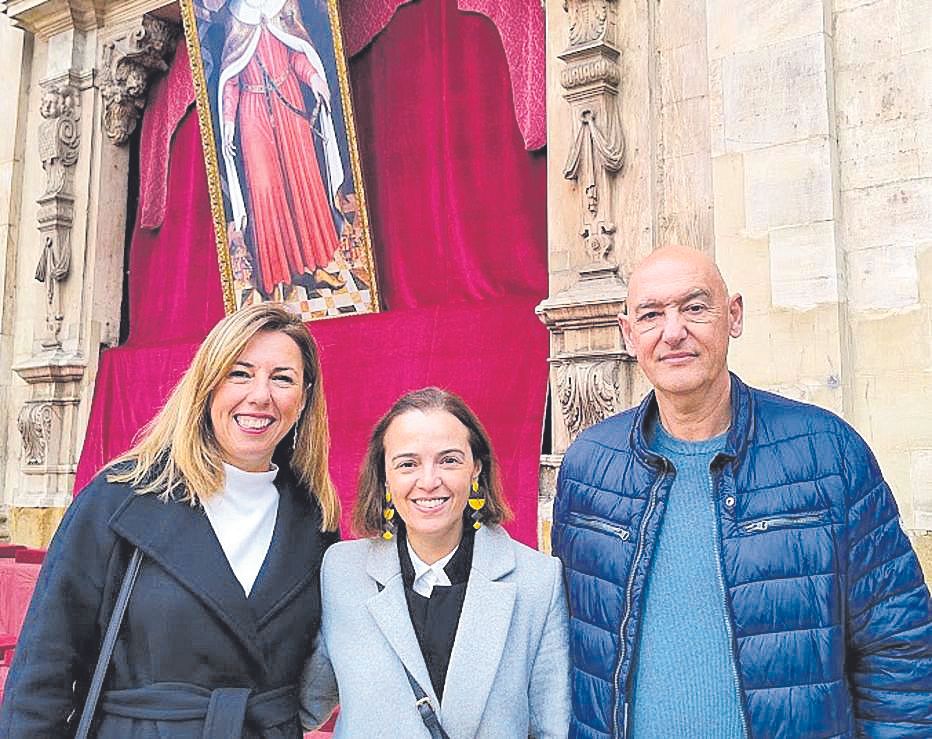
[17,402,54,466]
[554,358,621,441]
[35,77,81,348]
[100,15,179,145]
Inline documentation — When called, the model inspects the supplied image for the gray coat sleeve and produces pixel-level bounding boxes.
[528,555,571,739]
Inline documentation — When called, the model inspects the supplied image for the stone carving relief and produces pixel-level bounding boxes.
[560,0,624,272]
[35,80,81,348]
[565,0,615,47]
[555,359,620,440]
[17,402,54,466]
[563,107,624,263]
[100,15,179,145]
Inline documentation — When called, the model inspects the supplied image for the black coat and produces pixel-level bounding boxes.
[0,467,336,738]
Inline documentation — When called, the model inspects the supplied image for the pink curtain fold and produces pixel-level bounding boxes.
[340,0,545,150]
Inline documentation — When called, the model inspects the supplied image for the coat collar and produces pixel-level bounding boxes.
[108,470,324,679]
[364,525,517,737]
[629,371,756,469]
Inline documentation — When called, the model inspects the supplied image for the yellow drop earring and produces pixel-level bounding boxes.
[382,486,397,540]
[468,478,486,530]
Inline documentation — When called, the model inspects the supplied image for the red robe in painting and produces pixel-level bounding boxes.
[221,5,341,296]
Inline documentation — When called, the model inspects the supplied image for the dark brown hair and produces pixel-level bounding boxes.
[352,386,513,537]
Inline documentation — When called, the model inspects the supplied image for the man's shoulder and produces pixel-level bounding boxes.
[745,382,881,492]
[748,384,859,444]
[570,405,639,454]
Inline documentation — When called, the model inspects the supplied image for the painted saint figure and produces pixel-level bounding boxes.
[219,0,346,298]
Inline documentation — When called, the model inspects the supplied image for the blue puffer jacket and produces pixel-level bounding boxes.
[552,373,932,739]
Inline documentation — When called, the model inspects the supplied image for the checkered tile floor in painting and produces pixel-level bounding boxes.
[290,260,372,320]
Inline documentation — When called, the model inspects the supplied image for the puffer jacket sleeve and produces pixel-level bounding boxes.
[843,431,932,736]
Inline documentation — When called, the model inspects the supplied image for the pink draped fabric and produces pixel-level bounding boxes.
[340,0,545,150]
[75,0,549,547]
[138,42,195,231]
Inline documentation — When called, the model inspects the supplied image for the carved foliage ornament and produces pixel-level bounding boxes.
[555,360,620,440]
[100,16,179,145]
[564,0,615,47]
[17,402,54,466]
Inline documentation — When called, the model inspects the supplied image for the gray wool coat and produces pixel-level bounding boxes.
[299,524,571,738]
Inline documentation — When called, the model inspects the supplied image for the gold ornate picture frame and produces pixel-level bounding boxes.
[180,0,379,318]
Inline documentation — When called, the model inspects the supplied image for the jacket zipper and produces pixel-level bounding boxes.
[740,512,827,534]
[566,512,631,541]
[709,467,750,738]
[612,463,667,738]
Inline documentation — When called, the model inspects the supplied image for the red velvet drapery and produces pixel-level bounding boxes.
[75,0,548,545]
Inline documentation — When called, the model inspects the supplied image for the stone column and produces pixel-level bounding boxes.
[1,0,177,546]
[536,0,650,551]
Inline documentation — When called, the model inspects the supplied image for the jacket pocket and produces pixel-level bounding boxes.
[566,512,630,541]
[739,510,830,535]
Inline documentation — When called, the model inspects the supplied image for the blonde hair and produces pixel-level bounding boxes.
[352,386,512,537]
[108,304,340,531]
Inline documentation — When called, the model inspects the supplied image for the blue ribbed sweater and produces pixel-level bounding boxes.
[629,424,745,737]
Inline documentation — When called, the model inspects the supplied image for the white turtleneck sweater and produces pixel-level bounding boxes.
[202,462,280,596]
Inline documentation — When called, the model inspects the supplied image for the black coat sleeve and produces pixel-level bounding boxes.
[0,478,126,738]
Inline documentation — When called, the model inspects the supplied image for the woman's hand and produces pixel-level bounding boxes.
[222,121,236,159]
[310,74,331,108]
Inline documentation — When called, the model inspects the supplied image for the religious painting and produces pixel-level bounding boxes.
[180,0,379,319]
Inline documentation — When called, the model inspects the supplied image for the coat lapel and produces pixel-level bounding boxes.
[364,539,440,709]
[247,475,325,625]
[440,526,517,738]
[108,490,267,674]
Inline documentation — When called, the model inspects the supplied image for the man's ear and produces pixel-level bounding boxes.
[619,313,636,355]
[728,293,744,338]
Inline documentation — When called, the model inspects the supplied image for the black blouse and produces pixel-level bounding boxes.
[397,523,475,701]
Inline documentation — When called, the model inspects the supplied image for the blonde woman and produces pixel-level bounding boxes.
[0,304,339,738]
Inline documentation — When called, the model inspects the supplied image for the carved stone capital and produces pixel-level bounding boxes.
[17,402,54,466]
[554,359,621,441]
[563,0,618,48]
[100,15,179,145]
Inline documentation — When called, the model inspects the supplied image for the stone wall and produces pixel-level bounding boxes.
[545,0,931,579]
[0,0,178,547]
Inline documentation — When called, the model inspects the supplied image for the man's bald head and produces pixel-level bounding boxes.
[619,245,743,408]
[627,245,730,309]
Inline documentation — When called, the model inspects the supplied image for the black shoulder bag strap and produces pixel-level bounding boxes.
[401,663,451,739]
[74,546,144,739]
[375,580,451,739]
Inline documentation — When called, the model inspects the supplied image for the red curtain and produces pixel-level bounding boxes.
[75,0,548,545]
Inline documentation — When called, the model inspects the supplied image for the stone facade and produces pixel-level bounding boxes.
[0,0,177,546]
[0,0,928,583]
[542,0,931,581]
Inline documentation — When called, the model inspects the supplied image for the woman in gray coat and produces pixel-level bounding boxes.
[300,387,570,738]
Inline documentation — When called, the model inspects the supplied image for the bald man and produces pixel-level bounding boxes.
[552,246,932,738]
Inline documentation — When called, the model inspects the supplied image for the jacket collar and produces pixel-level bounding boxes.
[108,469,323,679]
[364,525,517,736]
[630,371,755,468]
